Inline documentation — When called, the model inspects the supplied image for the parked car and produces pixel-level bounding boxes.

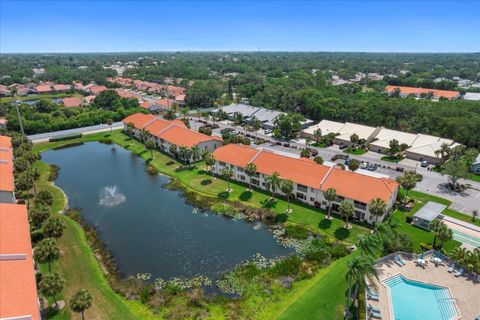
[331,154,349,161]
[264,129,273,134]
[306,147,318,156]
[211,124,219,129]
[421,161,429,168]
[396,166,405,172]
[339,143,348,150]
[360,162,368,169]
[367,164,378,171]
[220,128,234,135]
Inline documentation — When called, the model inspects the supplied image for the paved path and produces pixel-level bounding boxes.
[28,122,123,143]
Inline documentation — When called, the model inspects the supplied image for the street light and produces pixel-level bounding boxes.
[14,102,25,135]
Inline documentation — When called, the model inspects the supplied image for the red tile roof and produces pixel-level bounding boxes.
[385,86,460,99]
[122,113,157,128]
[61,97,82,107]
[212,144,259,167]
[89,85,107,95]
[0,162,14,192]
[154,98,175,109]
[53,84,70,91]
[35,85,52,93]
[0,203,40,320]
[0,135,12,149]
[140,101,153,109]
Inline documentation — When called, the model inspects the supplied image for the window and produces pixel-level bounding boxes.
[251,179,259,186]
[297,184,308,193]
[238,175,245,181]
[310,197,315,202]
[296,192,307,200]
[237,167,244,172]
[219,161,226,166]
[354,200,367,210]
[322,201,327,206]
[336,196,344,202]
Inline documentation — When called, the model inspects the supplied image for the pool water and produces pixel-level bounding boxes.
[383,274,458,320]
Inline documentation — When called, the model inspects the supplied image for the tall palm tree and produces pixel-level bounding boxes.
[314,128,322,144]
[178,146,188,164]
[139,128,149,142]
[34,238,59,272]
[39,272,65,308]
[437,223,453,249]
[44,217,66,244]
[70,289,93,320]
[191,145,201,162]
[356,233,381,257]
[345,256,377,319]
[205,154,216,178]
[145,139,156,159]
[324,188,337,220]
[201,150,212,171]
[244,163,257,191]
[168,144,178,160]
[264,172,281,200]
[339,200,355,229]
[221,167,234,192]
[396,172,417,205]
[281,179,294,213]
[429,219,443,248]
[106,118,113,134]
[368,198,387,230]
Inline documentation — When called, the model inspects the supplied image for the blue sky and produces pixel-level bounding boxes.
[1,1,479,53]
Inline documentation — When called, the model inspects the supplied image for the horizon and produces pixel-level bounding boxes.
[1,0,479,53]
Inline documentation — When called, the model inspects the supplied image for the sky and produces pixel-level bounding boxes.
[1,0,479,53]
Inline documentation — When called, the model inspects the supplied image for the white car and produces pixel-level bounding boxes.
[360,162,368,169]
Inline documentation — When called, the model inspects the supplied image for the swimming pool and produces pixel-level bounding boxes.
[383,274,458,320]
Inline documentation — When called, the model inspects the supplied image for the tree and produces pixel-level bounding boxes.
[244,163,257,191]
[70,289,93,320]
[15,171,34,206]
[44,217,66,244]
[205,153,216,178]
[443,159,469,190]
[281,179,294,213]
[356,233,381,256]
[437,223,453,249]
[106,118,113,134]
[30,204,50,227]
[264,172,281,200]
[125,122,134,137]
[92,90,122,110]
[396,171,417,205]
[232,112,243,129]
[324,188,337,220]
[314,128,322,144]
[250,116,262,137]
[191,146,201,162]
[435,142,452,164]
[368,198,387,229]
[168,144,178,159]
[185,79,222,109]
[34,238,59,272]
[300,149,311,158]
[339,200,355,228]
[472,209,479,222]
[14,157,29,172]
[273,113,304,139]
[145,139,156,159]
[347,159,360,172]
[221,167,234,192]
[201,150,212,171]
[39,272,65,308]
[429,219,443,248]
[36,190,54,206]
[313,156,324,164]
[388,139,400,157]
[139,128,149,142]
[349,133,359,147]
[345,256,377,319]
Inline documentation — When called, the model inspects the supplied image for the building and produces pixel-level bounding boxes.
[334,122,380,146]
[471,153,480,173]
[384,85,460,100]
[0,136,15,203]
[463,92,480,101]
[61,97,83,108]
[0,118,7,129]
[85,84,107,95]
[301,120,346,139]
[218,103,261,120]
[52,84,71,93]
[211,144,399,224]
[0,203,41,320]
[122,113,223,162]
[152,98,176,112]
[0,84,11,97]
[412,201,447,230]
[405,134,457,165]
[35,84,52,94]
[369,128,419,154]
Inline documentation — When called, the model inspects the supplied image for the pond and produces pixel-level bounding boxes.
[12,98,62,105]
[42,142,291,281]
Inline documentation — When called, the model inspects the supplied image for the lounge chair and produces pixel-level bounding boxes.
[448,263,455,273]
[394,255,406,266]
[367,292,379,301]
[369,310,382,319]
[454,268,464,277]
[368,304,381,313]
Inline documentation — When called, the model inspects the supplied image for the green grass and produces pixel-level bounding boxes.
[431,165,480,183]
[401,189,451,206]
[443,208,480,227]
[275,254,353,320]
[343,148,367,155]
[0,92,82,103]
[380,156,401,163]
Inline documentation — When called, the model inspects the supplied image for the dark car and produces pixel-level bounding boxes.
[331,154,349,161]
[220,128,234,135]
[367,164,378,171]
[211,124,220,129]
[339,143,348,150]
[306,147,318,156]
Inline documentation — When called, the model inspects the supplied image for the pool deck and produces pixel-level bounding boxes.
[367,256,479,320]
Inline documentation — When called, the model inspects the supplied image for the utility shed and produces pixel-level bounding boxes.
[413,201,447,230]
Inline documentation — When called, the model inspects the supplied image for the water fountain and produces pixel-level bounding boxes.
[99,185,126,207]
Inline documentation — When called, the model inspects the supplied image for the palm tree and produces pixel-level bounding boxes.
[251,116,262,137]
[169,144,178,160]
[339,200,355,229]
[314,128,322,144]
[139,128,149,142]
[205,154,216,178]
[15,171,34,207]
[191,145,201,163]
[356,233,381,257]
[368,198,387,230]
[70,289,93,320]
[281,179,294,213]
[221,167,234,191]
[429,219,443,248]
[324,188,337,220]
[145,139,156,159]
[34,238,59,272]
[436,142,452,164]
[264,172,281,200]
[472,209,478,222]
[345,256,377,319]
[125,122,135,136]
[106,118,113,134]
[44,217,66,244]
[178,146,188,164]
[244,163,257,191]
[232,112,243,129]
[30,204,51,227]
[396,172,417,205]
[39,272,65,308]
[437,223,453,249]
[347,159,360,172]
[201,149,212,171]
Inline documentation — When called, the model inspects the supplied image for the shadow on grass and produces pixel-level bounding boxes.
[166,160,176,166]
[318,219,332,230]
[146,158,153,164]
[261,198,277,209]
[275,213,288,223]
[138,150,148,157]
[218,191,230,199]
[334,227,350,240]
[124,137,132,141]
[239,191,252,201]
[201,179,212,186]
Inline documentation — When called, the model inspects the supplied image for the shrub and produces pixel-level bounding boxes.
[405,216,413,223]
[30,228,45,243]
[211,202,236,217]
[419,242,432,251]
[284,224,310,239]
[48,165,60,181]
[99,138,113,144]
[330,243,349,259]
[275,213,288,223]
[35,190,54,206]
[146,164,158,175]
[49,133,82,142]
[198,126,212,136]
[270,255,302,276]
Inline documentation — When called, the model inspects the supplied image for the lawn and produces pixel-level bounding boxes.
[275,254,353,320]
[380,156,401,163]
[0,92,82,103]
[343,148,367,155]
